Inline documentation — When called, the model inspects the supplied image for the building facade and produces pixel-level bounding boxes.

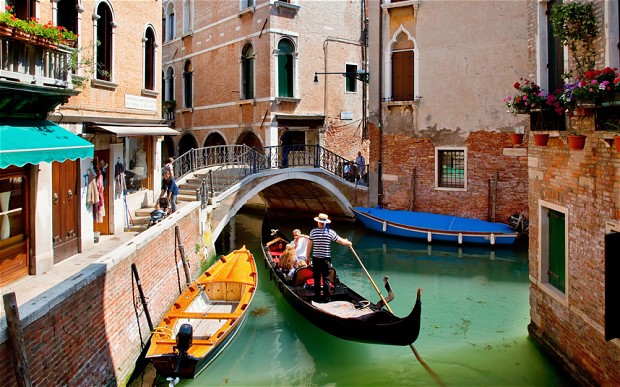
[162,0,368,166]
[367,0,530,225]
[0,0,172,286]
[526,1,620,384]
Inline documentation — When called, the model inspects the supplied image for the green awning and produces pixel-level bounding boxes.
[0,120,93,168]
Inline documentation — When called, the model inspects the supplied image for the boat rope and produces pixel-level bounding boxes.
[349,246,446,387]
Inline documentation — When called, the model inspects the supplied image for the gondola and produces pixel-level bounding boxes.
[146,246,257,378]
[261,218,421,346]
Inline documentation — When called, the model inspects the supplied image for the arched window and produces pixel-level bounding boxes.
[391,32,414,101]
[165,67,175,102]
[166,3,175,42]
[96,2,114,81]
[241,43,254,100]
[277,39,295,98]
[183,61,193,108]
[144,27,156,90]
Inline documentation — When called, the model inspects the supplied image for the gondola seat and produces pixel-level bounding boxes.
[292,267,313,286]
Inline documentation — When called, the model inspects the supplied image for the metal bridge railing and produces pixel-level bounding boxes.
[172,144,366,209]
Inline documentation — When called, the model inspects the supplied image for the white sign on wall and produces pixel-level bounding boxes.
[125,94,157,111]
[340,111,353,120]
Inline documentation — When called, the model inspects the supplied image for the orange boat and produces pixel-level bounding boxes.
[146,246,257,378]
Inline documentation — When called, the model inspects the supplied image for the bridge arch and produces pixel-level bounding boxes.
[211,170,357,240]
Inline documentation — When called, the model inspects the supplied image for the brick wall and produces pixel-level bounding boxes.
[375,131,529,223]
[0,206,204,385]
[527,119,620,385]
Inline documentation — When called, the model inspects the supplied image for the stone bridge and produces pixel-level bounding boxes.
[171,145,372,241]
[204,167,370,240]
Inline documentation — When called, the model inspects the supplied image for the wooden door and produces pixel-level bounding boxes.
[52,160,79,263]
[93,150,110,235]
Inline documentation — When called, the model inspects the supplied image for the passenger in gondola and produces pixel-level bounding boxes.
[306,213,352,302]
[279,244,296,281]
[291,228,309,264]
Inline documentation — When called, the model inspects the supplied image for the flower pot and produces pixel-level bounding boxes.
[614,136,620,152]
[567,134,586,150]
[533,133,549,146]
[510,133,524,145]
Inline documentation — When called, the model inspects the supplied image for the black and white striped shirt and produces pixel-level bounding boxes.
[309,227,339,259]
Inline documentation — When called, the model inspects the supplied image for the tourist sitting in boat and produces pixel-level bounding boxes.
[291,228,309,264]
[278,245,296,281]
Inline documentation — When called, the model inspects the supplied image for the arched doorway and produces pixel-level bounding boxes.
[179,133,198,156]
[236,131,262,149]
[162,136,175,162]
[204,132,226,147]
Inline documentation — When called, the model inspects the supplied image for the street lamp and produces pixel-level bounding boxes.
[313,69,370,83]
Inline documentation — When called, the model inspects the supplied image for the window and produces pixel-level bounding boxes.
[385,25,417,102]
[183,0,192,34]
[277,39,295,98]
[540,205,567,295]
[165,67,175,102]
[241,44,254,99]
[183,61,193,108]
[436,148,465,189]
[8,0,35,20]
[241,0,255,9]
[57,0,78,37]
[165,3,175,42]
[0,175,26,249]
[96,2,113,81]
[144,27,156,90]
[345,63,357,92]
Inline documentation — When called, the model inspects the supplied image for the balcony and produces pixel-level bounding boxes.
[0,29,79,118]
[0,32,75,89]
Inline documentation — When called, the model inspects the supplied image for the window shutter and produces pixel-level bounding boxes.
[392,51,414,101]
[605,232,620,341]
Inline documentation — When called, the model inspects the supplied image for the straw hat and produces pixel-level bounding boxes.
[314,213,331,224]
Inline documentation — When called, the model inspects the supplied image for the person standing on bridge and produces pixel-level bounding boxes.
[306,213,352,303]
[279,126,293,168]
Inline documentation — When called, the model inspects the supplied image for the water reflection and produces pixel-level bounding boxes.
[176,210,571,386]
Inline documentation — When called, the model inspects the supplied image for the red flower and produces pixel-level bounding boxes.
[513,82,521,89]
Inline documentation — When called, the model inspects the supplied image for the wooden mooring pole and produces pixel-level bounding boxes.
[3,292,32,387]
[175,225,192,286]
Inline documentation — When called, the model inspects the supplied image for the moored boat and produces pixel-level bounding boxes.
[146,246,257,378]
[352,206,518,246]
[261,219,421,346]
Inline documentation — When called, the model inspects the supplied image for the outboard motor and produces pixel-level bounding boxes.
[173,323,193,374]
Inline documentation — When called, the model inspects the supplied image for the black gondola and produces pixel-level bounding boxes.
[260,218,422,346]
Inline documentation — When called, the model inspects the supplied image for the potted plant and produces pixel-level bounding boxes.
[533,132,549,147]
[566,130,587,150]
[556,67,619,115]
[504,78,547,115]
[0,6,78,46]
[510,132,525,145]
[550,1,598,78]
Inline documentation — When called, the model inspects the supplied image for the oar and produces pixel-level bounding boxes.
[349,246,446,387]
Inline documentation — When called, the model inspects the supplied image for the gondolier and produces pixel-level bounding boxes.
[306,213,352,303]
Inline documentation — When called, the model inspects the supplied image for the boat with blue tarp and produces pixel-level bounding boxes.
[352,207,519,246]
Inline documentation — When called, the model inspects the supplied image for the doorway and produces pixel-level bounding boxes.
[52,159,80,263]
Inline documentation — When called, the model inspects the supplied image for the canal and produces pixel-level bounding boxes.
[156,209,572,386]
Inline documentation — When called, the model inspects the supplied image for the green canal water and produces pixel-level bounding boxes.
[168,210,572,386]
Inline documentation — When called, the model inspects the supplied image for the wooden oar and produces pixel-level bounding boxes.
[349,246,445,387]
